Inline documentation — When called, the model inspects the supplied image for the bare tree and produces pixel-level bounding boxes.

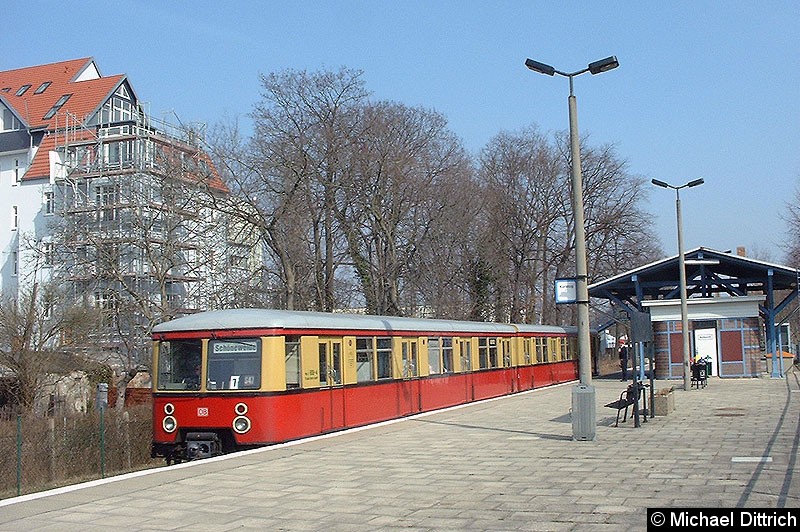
[475,126,662,326]
[479,127,568,323]
[337,101,471,315]
[0,264,98,412]
[211,67,368,311]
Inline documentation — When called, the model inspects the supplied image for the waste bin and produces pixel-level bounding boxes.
[691,363,707,388]
[571,385,596,441]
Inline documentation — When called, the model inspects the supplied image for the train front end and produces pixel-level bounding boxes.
[151,334,266,463]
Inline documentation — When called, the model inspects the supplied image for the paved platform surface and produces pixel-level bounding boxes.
[1,371,798,531]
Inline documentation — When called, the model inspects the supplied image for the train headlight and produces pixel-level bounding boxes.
[232,416,251,434]
[163,415,177,433]
[164,403,175,415]
[234,402,248,415]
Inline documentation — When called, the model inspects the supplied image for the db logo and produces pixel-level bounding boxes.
[197,407,209,417]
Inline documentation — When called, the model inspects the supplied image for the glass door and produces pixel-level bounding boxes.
[318,338,342,386]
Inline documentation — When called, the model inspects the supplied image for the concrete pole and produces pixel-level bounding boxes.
[676,190,692,391]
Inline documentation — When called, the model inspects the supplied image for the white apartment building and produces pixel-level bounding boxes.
[0,58,262,367]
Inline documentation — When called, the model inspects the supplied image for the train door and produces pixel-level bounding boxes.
[459,338,474,401]
[318,338,345,431]
[501,338,516,392]
[399,338,420,414]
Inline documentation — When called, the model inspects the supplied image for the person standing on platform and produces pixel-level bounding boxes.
[619,338,629,381]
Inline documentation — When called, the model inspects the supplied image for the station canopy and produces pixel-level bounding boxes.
[588,247,799,360]
[589,247,798,308]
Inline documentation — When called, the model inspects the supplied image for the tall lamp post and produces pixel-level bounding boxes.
[651,178,704,391]
[525,55,618,441]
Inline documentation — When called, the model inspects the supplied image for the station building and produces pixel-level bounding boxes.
[589,247,798,379]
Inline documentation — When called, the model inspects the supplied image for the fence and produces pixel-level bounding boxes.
[0,405,161,499]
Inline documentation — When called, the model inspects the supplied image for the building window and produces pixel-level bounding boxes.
[95,184,119,222]
[44,191,54,215]
[14,159,21,183]
[12,251,18,275]
[94,290,118,327]
[2,108,22,131]
[15,84,31,96]
[99,94,134,124]
[43,242,53,267]
[12,205,17,230]
[42,94,72,120]
[34,81,51,94]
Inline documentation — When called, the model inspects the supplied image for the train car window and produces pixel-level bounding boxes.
[428,338,441,374]
[460,340,472,371]
[207,338,261,390]
[502,340,511,367]
[478,338,488,369]
[524,339,532,365]
[356,337,374,382]
[285,336,301,389]
[318,340,342,386]
[401,340,418,378]
[536,337,548,363]
[559,338,568,361]
[157,339,202,390]
[376,337,392,379]
[332,342,342,384]
[319,343,328,385]
[441,338,453,373]
[488,338,498,368]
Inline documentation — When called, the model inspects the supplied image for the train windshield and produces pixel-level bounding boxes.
[207,338,262,390]
[157,339,202,390]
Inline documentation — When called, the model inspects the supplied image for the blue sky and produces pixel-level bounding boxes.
[5,1,799,263]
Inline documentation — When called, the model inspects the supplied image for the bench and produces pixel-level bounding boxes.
[605,382,648,427]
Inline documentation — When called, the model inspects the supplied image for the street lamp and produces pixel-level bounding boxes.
[525,55,618,441]
[651,178,705,391]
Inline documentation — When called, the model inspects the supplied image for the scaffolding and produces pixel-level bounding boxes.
[50,108,216,320]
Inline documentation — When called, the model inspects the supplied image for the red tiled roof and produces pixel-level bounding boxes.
[25,133,56,180]
[0,58,122,130]
[2,58,227,192]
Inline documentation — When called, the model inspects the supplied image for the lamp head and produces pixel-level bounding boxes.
[651,179,670,189]
[687,178,705,188]
[525,58,555,76]
[588,56,619,75]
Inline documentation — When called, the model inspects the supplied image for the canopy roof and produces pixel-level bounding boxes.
[589,247,798,307]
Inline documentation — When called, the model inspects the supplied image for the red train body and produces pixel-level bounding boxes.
[151,309,578,463]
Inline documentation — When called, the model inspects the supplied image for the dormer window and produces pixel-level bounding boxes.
[43,93,72,120]
[34,81,52,94]
[15,84,31,96]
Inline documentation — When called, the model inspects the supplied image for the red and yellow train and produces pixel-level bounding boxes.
[150,309,578,463]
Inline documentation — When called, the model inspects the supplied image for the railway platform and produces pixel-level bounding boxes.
[1,371,798,531]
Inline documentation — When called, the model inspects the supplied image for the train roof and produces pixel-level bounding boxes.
[151,309,572,336]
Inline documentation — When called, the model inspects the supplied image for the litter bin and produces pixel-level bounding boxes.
[691,363,707,388]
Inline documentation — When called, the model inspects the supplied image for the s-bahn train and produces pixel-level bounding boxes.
[150,309,579,463]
